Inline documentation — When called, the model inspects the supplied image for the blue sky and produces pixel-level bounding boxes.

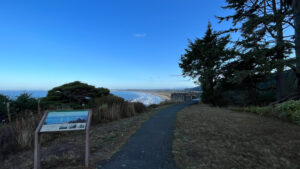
[0,0,233,90]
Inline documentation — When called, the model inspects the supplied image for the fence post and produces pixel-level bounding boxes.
[7,102,11,123]
[38,99,41,114]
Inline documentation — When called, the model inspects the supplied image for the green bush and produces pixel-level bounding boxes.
[291,110,300,125]
[244,106,271,115]
[275,100,300,124]
[231,100,300,125]
[13,93,38,114]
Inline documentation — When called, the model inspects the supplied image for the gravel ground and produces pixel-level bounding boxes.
[99,101,196,169]
[173,103,300,169]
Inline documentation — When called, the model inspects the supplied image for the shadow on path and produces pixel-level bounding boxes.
[99,101,197,169]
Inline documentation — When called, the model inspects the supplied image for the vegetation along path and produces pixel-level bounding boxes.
[100,101,197,169]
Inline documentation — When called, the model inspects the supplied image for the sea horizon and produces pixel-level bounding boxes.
[0,90,164,106]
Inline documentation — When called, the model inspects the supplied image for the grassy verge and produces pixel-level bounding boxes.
[229,100,300,125]
[173,103,300,169]
[2,103,172,169]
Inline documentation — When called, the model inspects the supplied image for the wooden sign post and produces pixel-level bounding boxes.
[34,110,92,169]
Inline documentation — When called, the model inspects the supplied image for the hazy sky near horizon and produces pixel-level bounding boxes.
[0,0,233,90]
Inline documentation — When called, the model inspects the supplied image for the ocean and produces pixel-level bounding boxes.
[0,90,163,106]
[111,91,163,105]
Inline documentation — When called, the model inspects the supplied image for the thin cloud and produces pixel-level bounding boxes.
[170,74,183,77]
[133,33,147,38]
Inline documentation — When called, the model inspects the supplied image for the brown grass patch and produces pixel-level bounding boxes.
[173,103,300,169]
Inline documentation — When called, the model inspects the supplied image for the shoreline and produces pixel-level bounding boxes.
[111,90,172,101]
[144,91,171,101]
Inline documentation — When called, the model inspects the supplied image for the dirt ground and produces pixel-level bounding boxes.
[2,106,166,169]
[173,103,300,169]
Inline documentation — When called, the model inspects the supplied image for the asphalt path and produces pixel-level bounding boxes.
[100,101,196,169]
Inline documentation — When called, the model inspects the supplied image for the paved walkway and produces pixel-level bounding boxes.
[100,101,196,169]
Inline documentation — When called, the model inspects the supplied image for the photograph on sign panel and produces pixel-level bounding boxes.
[40,110,89,132]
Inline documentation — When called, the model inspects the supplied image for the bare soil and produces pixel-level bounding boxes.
[2,106,166,169]
[173,103,300,169]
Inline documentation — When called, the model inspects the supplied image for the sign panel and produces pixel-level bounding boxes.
[40,110,89,132]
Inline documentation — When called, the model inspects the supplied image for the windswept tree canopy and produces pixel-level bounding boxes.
[179,23,231,104]
[44,81,110,106]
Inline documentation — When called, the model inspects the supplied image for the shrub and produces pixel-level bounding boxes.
[13,93,38,115]
[291,110,300,125]
[275,100,300,124]
[231,100,300,125]
[133,102,147,114]
[0,93,39,122]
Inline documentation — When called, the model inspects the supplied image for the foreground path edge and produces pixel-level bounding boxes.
[100,101,196,169]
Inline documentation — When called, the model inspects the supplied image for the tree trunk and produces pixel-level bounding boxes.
[274,0,285,100]
[295,0,300,90]
[269,0,300,104]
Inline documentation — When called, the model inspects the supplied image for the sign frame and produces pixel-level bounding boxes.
[34,110,92,169]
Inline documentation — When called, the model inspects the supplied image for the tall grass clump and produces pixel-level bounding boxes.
[0,113,42,160]
[0,125,17,160]
[92,95,147,123]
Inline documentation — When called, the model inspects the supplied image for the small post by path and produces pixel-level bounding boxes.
[38,99,41,114]
[85,110,92,168]
[7,102,11,123]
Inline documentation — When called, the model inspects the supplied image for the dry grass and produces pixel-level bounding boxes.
[1,104,169,169]
[1,95,148,160]
[173,103,300,169]
[92,95,147,122]
[0,113,44,159]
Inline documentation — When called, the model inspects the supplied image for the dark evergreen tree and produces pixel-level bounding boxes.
[218,0,294,100]
[179,23,231,105]
[223,31,277,105]
[285,0,300,87]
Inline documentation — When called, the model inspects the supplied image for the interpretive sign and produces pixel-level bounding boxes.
[40,110,88,132]
[34,110,92,169]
